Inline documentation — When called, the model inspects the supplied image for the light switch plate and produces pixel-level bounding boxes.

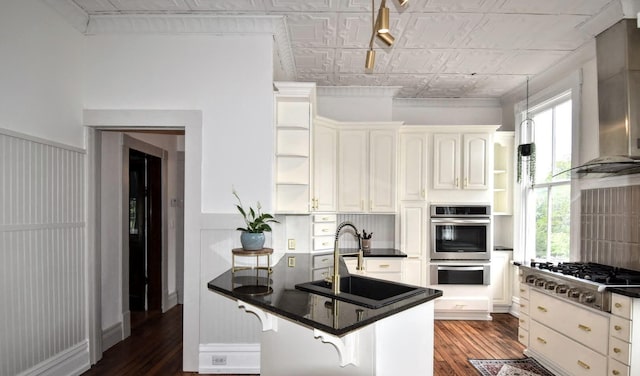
[287,239,296,250]
[288,256,295,267]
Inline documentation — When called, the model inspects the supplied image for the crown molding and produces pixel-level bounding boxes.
[393,97,501,108]
[40,1,296,80]
[317,86,401,98]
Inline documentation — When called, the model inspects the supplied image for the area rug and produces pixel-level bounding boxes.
[469,358,555,376]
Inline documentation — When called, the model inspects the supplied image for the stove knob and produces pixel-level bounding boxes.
[525,275,536,284]
[544,281,557,290]
[568,288,581,299]
[580,292,596,304]
[534,278,547,288]
[555,284,569,294]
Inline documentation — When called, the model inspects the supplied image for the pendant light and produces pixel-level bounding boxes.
[517,77,536,184]
[364,0,407,71]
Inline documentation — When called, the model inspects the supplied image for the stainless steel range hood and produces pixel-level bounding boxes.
[570,18,640,177]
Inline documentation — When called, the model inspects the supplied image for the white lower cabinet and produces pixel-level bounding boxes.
[529,320,607,375]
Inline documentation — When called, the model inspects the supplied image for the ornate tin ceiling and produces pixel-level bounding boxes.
[57,0,625,98]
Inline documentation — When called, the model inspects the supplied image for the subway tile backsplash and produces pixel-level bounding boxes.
[581,185,640,270]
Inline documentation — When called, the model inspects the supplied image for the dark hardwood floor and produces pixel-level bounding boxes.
[83,305,525,375]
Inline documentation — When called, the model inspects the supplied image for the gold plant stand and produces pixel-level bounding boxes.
[231,247,273,273]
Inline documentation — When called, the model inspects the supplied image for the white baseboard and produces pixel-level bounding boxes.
[435,311,493,320]
[102,322,123,351]
[492,304,512,314]
[18,340,90,376]
[199,343,260,374]
[122,310,131,339]
[165,291,178,312]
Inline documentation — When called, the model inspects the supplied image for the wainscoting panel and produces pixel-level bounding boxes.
[0,130,87,376]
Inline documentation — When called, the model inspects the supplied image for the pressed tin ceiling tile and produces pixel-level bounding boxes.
[65,0,622,98]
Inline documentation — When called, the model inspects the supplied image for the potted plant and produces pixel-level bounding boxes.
[233,189,279,250]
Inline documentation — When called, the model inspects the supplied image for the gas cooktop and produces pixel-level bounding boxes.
[521,262,640,312]
[530,261,640,286]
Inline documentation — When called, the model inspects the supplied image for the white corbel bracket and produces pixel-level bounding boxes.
[313,329,359,367]
[237,300,278,332]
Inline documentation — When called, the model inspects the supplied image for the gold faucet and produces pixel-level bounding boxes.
[330,221,364,294]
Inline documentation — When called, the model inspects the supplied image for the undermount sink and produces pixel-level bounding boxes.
[295,275,426,309]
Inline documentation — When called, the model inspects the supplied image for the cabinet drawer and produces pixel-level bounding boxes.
[313,237,334,251]
[530,321,607,376]
[610,315,632,342]
[313,222,336,236]
[609,336,631,366]
[517,327,529,346]
[367,271,402,283]
[518,298,530,315]
[530,290,609,354]
[608,358,630,376]
[366,259,402,273]
[519,283,530,300]
[611,294,633,320]
[518,313,530,331]
[313,214,336,223]
[312,253,333,268]
[434,297,490,311]
[312,268,331,280]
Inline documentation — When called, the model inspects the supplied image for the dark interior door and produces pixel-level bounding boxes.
[129,149,162,312]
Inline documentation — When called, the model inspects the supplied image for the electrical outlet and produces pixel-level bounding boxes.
[288,256,296,267]
[212,355,227,365]
[287,239,296,250]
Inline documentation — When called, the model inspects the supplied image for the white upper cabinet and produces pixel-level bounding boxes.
[337,129,368,212]
[369,130,397,212]
[433,132,491,190]
[312,121,337,212]
[274,83,316,213]
[399,132,428,201]
[337,126,398,213]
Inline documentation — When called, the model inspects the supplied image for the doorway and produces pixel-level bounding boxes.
[128,149,162,313]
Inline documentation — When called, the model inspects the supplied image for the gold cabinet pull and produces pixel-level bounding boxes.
[519,319,525,323]
[613,370,621,375]
[321,258,329,262]
[379,264,390,268]
[537,306,548,312]
[578,324,591,332]
[520,288,526,293]
[520,303,526,308]
[519,334,524,339]
[421,189,425,198]
[455,177,459,187]
[613,347,622,354]
[614,325,622,331]
[536,337,547,344]
[322,228,329,232]
[322,242,329,246]
[577,360,590,370]
[321,216,330,221]
[615,303,623,309]
[464,177,468,188]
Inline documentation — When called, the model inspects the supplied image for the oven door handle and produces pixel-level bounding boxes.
[430,218,491,224]
[437,266,485,271]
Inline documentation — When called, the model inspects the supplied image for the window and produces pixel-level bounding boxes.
[522,93,572,261]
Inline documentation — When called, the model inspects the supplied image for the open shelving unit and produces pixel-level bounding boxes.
[493,131,514,215]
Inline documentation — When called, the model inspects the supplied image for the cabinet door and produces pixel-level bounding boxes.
[400,133,427,201]
[433,133,460,190]
[463,133,490,190]
[369,130,396,212]
[338,130,368,212]
[312,125,337,211]
[490,250,512,309]
[403,258,423,286]
[400,204,425,258]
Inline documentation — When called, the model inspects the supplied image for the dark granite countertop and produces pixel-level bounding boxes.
[207,253,441,337]
[608,287,640,298]
[341,248,407,258]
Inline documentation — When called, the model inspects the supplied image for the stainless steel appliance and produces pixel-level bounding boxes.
[429,263,490,285]
[429,204,491,261]
[520,262,640,312]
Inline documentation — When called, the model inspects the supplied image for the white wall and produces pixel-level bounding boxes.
[0,1,89,375]
[318,96,393,122]
[84,34,274,214]
[0,0,85,148]
[394,98,503,127]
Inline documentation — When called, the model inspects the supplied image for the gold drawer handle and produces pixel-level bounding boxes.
[520,319,525,323]
[520,303,526,308]
[322,229,329,232]
[519,334,525,339]
[536,337,547,344]
[578,324,591,332]
[577,360,590,370]
[520,289,526,293]
[322,242,329,246]
[613,347,622,354]
[379,264,390,268]
[613,370,621,375]
[537,306,548,312]
[321,258,329,262]
[615,303,623,308]
[614,325,623,331]
[321,217,330,221]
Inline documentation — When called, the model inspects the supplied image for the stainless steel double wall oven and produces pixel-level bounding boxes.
[429,204,491,285]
